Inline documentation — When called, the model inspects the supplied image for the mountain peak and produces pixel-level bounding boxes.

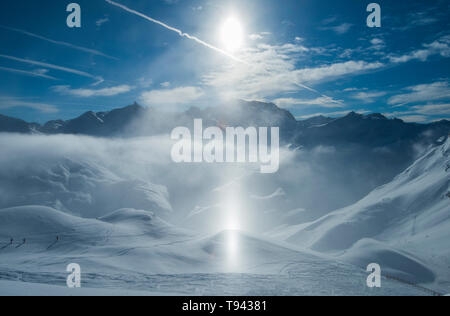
[366,113,388,120]
[1,102,449,145]
[345,111,363,119]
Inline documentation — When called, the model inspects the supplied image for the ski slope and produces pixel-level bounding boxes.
[0,205,436,295]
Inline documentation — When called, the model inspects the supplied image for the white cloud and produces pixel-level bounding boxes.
[411,103,450,116]
[397,115,428,123]
[384,103,450,123]
[388,81,450,105]
[343,87,363,92]
[139,86,204,107]
[387,104,450,117]
[351,91,387,103]
[202,41,384,101]
[392,10,440,31]
[0,99,59,113]
[249,32,272,41]
[96,17,110,27]
[0,66,58,80]
[52,85,133,97]
[389,36,450,63]
[249,34,263,40]
[369,38,385,51]
[0,54,104,85]
[292,61,384,84]
[321,16,338,25]
[320,23,353,35]
[370,38,384,45]
[160,82,171,88]
[137,77,153,88]
[0,25,116,60]
[274,96,344,109]
[105,0,244,63]
[202,44,306,100]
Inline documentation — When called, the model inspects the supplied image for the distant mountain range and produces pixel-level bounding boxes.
[1,100,449,148]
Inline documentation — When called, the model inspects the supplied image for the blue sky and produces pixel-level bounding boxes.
[0,0,449,123]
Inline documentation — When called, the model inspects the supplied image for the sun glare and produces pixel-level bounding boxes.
[221,16,244,52]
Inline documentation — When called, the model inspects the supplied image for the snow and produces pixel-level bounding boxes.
[0,134,448,295]
[0,134,173,218]
[340,239,435,284]
[0,280,164,296]
[0,205,434,296]
[284,138,450,293]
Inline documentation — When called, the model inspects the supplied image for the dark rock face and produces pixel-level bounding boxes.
[0,114,37,133]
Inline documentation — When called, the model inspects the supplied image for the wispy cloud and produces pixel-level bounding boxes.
[389,36,450,64]
[0,99,59,113]
[52,85,133,97]
[203,42,383,101]
[292,61,383,83]
[384,103,450,122]
[0,25,117,60]
[0,54,104,85]
[411,103,450,116]
[105,1,332,101]
[396,115,428,123]
[296,109,370,120]
[139,86,204,107]
[105,0,244,63]
[249,32,271,41]
[249,34,264,41]
[319,23,353,35]
[274,96,344,109]
[390,10,440,32]
[0,66,58,80]
[369,38,385,51]
[351,91,387,103]
[96,18,110,27]
[388,81,450,105]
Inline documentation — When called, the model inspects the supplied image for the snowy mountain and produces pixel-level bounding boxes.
[2,102,448,227]
[1,101,448,146]
[282,137,450,291]
[40,103,146,136]
[0,114,39,134]
[295,111,450,148]
[0,102,449,295]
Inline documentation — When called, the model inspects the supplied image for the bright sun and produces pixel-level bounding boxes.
[221,17,243,52]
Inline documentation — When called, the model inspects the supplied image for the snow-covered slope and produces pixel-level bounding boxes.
[285,137,450,290]
[0,206,432,295]
[0,131,448,295]
[0,205,312,275]
[0,134,172,219]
